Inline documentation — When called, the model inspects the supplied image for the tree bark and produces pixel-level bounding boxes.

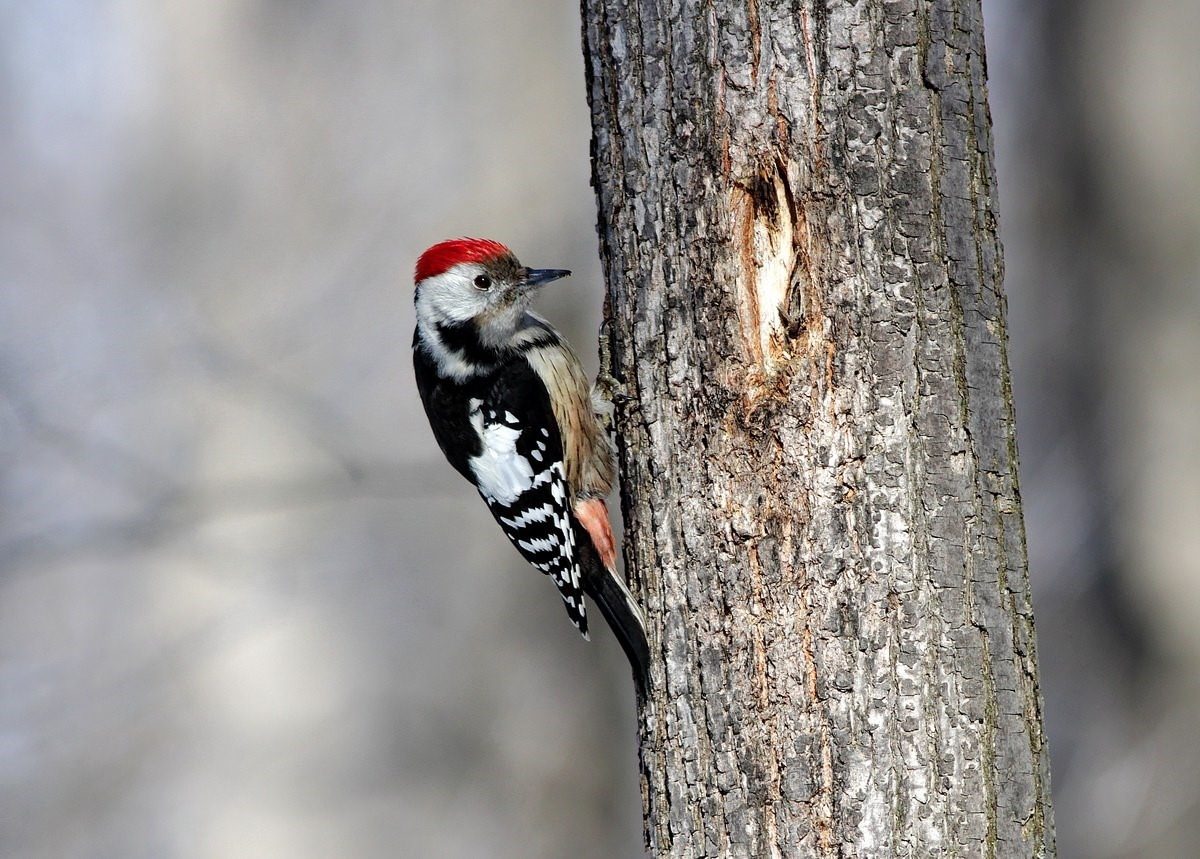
[580,1,1055,856]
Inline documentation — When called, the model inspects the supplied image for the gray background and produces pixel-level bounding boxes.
[1,1,1197,857]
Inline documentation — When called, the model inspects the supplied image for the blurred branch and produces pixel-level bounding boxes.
[191,331,377,480]
[0,373,181,498]
[0,463,457,579]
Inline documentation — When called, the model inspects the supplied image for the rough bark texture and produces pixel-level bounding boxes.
[580,1,1054,856]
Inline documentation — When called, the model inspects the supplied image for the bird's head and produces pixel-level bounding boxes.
[413,238,570,347]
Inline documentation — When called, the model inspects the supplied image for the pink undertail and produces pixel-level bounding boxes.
[574,498,617,570]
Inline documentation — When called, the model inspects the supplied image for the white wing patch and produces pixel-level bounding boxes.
[467,399,534,505]
[467,398,589,638]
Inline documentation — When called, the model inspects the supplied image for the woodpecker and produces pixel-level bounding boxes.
[411,237,649,680]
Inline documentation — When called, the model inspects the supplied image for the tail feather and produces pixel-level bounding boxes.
[578,535,650,686]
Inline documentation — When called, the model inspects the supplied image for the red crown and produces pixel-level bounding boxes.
[415,238,512,283]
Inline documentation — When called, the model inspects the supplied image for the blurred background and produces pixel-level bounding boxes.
[0,1,1196,857]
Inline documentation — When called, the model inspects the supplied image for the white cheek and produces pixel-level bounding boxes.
[416,273,488,324]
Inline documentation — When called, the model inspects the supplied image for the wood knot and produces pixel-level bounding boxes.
[730,157,803,380]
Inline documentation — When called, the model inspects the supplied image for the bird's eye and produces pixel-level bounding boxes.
[473,274,492,291]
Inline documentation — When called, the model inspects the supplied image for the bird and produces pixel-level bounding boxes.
[411,237,649,682]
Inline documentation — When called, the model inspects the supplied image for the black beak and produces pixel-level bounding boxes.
[522,268,571,287]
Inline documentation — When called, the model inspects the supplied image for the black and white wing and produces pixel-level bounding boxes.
[466,397,589,637]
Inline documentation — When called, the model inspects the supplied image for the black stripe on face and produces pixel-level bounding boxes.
[434,320,498,366]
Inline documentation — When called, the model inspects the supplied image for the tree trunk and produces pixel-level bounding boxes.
[580,1,1055,856]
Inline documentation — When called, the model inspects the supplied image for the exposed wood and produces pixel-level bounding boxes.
[580,0,1055,855]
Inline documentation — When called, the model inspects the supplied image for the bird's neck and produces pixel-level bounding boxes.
[414,316,497,382]
[415,304,561,382]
